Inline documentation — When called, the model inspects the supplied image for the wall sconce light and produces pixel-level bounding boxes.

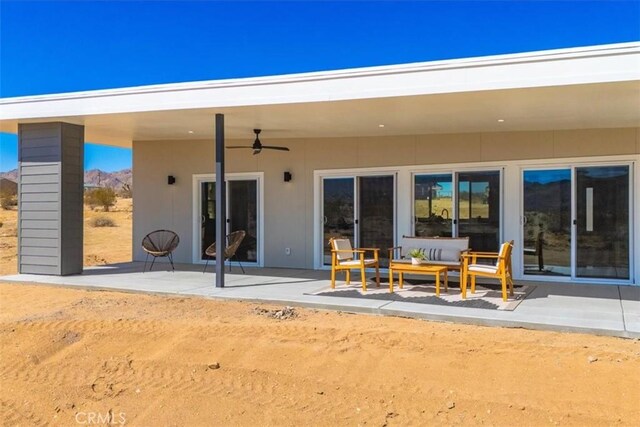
[283,171,292,182]
[168,175,176,185]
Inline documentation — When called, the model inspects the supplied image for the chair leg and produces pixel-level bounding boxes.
[461,272,468,299]
[361,266,367,292]
[331,267,336,289]
[471,275,476,294]
[444,270,448,293]
[149,255,157,272]
[501,272,508,302]
[167,253,175,272]
[203,257,209,274]
[143,253,149,273]
[346,270,351,285]
[375,264,380,287]
[233,254,245,274]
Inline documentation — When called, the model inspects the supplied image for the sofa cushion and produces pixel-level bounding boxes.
[400,236,468,260]
[426,248,443,261]
[468,263,499,274]
[339,259,377,266]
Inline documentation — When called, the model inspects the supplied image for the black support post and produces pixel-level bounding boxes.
[215,114,226,288]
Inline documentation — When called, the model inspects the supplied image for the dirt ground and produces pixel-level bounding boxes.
[1,199,640,425]
[0,198,132,275]
[0,284,638,426]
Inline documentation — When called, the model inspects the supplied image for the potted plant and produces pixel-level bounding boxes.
[407,248,426,265]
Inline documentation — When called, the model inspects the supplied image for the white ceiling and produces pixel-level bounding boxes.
[2,81,639,147]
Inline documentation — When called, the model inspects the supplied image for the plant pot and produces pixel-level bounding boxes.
[411,257,423,265]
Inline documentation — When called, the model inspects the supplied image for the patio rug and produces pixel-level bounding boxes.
[307,279,535,311]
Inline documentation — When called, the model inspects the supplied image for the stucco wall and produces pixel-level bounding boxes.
[132,127,640,270]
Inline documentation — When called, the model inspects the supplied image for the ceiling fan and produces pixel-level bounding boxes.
[227,129,290,155]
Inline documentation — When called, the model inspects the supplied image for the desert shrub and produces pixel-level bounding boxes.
[0,221,3,228]
[85,187,117,211]
[89,216,116,227]
[0,190,17,210]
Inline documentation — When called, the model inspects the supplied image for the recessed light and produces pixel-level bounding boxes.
[188,130,194,134]
[378,124,385,128]
[497,119,505,123]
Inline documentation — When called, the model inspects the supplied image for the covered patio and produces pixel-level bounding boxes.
[1,43,639,338]
[2,263,639,338]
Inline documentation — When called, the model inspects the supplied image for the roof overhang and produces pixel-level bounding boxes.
[1,42,639,147]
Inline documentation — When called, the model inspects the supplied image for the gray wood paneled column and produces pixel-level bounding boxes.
[18,122,84,275]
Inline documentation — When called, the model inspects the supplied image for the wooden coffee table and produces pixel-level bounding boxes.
[388,260,448,295]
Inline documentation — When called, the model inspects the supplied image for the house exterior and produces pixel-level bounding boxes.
[1,42,639,285]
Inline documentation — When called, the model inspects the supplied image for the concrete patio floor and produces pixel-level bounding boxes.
[2,262,639,338]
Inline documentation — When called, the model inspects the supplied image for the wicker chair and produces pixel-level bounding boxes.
[203,230,247,273]
[142,230,180,273]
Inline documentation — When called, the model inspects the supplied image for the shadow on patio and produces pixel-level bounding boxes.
[1,261,638,338]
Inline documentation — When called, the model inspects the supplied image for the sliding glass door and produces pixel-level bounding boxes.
[322,174,395,266]
[322,178,355,265]
[413,170,501,252]
[457,171,501,252]
[228,180,258,263]
[522,165,631,281]
[414,174,453,237]
[359,176,395,265]
[200,177,259,264]
[575,166,630,280]
[522,169,571,276]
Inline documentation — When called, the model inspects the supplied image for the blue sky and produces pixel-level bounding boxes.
[1,1,639,172]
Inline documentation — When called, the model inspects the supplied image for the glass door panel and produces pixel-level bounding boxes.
[576,166,630,280]
[201,182,217,259]
[359,175,395,267]
[228,180,258,263]
[457,171,500,252]
[322,178,355,265]
[414,174,453,237]
[523,169,571,276]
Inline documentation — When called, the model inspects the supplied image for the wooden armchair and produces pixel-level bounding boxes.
[329,238,380,291]
[461,240,514,301]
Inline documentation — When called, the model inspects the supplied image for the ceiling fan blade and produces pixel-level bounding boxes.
[227,146,253,149]
[261,146,290,151]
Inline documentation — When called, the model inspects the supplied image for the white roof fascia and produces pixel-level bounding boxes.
[1,42,639,121]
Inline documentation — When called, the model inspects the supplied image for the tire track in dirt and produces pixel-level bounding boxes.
[0,398,48,427]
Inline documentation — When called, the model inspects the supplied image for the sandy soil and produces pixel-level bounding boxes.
[2,198,640,425]
[0,198,132,275]
[0,283,639,426]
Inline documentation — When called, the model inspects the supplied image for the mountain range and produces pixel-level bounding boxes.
[0,168,132,190]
